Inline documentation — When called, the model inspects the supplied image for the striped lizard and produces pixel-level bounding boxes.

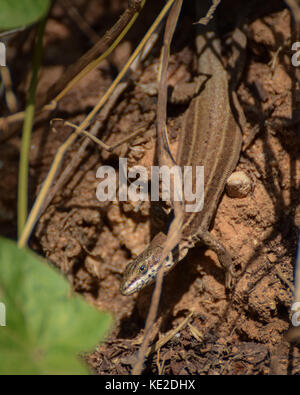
[120,3,242,296]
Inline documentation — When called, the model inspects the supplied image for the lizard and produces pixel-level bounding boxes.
[120,2,243,296]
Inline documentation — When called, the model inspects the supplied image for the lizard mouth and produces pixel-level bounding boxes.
[120,266,158,296]
[119,282,134,296]
[120,274,154,296]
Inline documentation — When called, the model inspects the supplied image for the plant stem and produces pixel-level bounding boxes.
[18,19,46,239]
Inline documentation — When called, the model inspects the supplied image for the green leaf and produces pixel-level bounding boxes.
[0,0,50,31]
[0,237,112,374]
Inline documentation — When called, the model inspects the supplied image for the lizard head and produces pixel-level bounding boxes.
[120,244,174,296]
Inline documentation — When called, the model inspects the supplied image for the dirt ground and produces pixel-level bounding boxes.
[1,0,300,374]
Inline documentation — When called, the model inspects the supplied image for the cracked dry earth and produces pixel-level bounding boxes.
[0,0,300,374]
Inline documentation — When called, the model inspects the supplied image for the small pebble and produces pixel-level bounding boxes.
[226,171,251,198]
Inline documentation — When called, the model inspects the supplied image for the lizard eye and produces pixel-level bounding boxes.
[139,264,148,274]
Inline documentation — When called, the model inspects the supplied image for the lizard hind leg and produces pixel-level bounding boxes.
[196,230,236,289]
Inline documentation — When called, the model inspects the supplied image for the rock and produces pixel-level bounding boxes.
[226,171,251,198]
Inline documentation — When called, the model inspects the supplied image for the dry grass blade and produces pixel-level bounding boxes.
[156,349,166,375]
[146,312,193,357]
[42,0,146,108]
[188,323,203,342]
[41,12,162,216]
[18,0,175,248]
[195,0,221,25]
[41,83,128,214]
[0,0,146,126]
[284,0,300,25]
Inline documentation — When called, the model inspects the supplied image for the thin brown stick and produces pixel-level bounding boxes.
[0,0,146,140]
[294,238,300,306]
[40,0,145,109]
[132,0,183,375]
[65,122,147,152]
[19,4,170,247]
[41,82,128,214]
[195,0,221,25]
[284,0,300,25]
[146,312,193,357]
[39,10,162,216]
